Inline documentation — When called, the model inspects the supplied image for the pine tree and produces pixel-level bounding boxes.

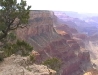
[0,0,31,40]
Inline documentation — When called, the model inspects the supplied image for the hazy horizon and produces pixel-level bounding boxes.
[24,0,98,14]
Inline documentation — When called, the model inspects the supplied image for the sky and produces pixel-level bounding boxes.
[24,0,98,13]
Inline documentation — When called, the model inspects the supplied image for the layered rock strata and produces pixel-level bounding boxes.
[16,10,91,75]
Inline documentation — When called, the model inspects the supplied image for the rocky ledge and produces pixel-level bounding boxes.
[0,55,56,75]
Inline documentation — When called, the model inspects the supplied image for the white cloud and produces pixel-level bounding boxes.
[25,0,98,13]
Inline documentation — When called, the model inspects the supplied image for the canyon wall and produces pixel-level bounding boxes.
[16,10,92,75]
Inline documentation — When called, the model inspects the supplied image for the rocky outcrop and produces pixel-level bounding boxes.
[0,55,56,75]
[55,29,71,40]
[16,10,54,40]
[84,69,98,75]
[55,24,78,36]
[16,10,91,75]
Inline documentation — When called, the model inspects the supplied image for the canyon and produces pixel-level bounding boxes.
[16,10,93,75]
[55,11,98,73]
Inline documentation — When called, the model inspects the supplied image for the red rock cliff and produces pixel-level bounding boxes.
[16,10,91,75]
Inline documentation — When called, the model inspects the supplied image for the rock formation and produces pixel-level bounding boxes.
[0,55,56,75]
[16,10,92,75]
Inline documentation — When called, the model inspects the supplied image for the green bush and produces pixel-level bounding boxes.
[42,57,61,72]
[7,32,16,41]
[29,54,35,63]
[0,32,16,46]
[3,40,33,57]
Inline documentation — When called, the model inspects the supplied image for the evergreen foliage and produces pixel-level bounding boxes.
[3,40,33,57]
[0,0,31,40]
[43,57,62,72]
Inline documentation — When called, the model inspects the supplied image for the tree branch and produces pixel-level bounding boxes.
[0,18,16,40]
[0,32,7,40]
